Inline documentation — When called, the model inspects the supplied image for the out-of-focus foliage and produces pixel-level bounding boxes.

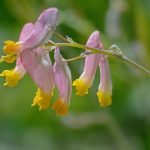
[0,0,150,150]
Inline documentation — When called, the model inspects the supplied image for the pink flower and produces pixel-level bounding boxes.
[1,8,59,110]
[73,30,112,107]
[20,8,58,110]
[52,48,72,115]
[22,8,59,49]
[73,31,101,96]
[0,23,34,87]
[20,47,55,110]
[2,8,58,56]
[97,55,112,107]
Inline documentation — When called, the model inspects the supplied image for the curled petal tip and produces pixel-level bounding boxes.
[86,31,100,48]
[45,8,59,15]
[92,30,100,37]
[38,7,59,27]
[22,8,59,49]
[3,40,21,55]
[19,23,34,41]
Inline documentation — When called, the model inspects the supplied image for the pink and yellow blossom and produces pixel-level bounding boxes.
[97,55,112,107]
[1,8,58,110]
[73,31,101,96]
[52,48,72,115]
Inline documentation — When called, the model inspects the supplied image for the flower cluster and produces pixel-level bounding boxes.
[73,31,112,106]
[0,8,112,115]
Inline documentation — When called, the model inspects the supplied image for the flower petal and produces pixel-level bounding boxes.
[15,23,35,79]
[97,55,112,107]
[16,23,35,76]
[22,8,59,49]
[52,47,72,115]
[19,23,35,41]
[73,31,101,96]
[0,23,34,87]
[20,48,55,94]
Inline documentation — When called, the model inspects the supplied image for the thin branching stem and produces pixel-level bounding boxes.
[65,53,88,62]
[45,37,150,76]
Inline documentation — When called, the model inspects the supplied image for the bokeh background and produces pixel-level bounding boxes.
[0,0,150,150]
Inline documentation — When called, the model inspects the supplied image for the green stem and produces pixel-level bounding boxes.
[120,56,150,75]
[45,42,150,76]
[65,53,87,62]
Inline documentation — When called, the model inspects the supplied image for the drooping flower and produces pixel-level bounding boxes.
[21,8,59,49]
[0,5,113,114]
[73,30,112,107]
[0,23,34,87]
[20,8,58,110]
[73,31,101,96]
[0,58,25,87]
[52,47,72,115]
[20,47,55,110]
[1,8,59,110]
[97,55,112,107]
[2,8,59,56]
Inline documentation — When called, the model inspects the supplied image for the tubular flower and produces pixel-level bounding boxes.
[0,23,34,87]
[1,8,58,110]
[21,48,55,110]
[52,48,72,115]
[19,8,58,110]
[0,5,114,115]
[73,31,101,96]
[22,8,59,49]
[97,55,112,107]
[1,8,59,57]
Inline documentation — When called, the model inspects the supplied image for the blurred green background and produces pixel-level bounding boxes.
[0,0,150,150]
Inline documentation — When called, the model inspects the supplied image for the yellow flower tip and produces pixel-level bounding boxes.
[52,99,68,116]
[0,55,17,63]
[32,88,52,111]
[73,79,89,96]
[97,91,112,107]
[0,70,21,87]
[3,40,21,55]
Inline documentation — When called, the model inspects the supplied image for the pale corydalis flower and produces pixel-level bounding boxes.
[21,47,55,110]
[97,55,112,107]
[21,8,58,49]
[52,48,72,115]
[20,8,58,110]
[0,6,113,114]
[73,31,112,106]
[1,8,59,110]
[0,23,34,87]
[2,8,58,55]
[73,31,101,96]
